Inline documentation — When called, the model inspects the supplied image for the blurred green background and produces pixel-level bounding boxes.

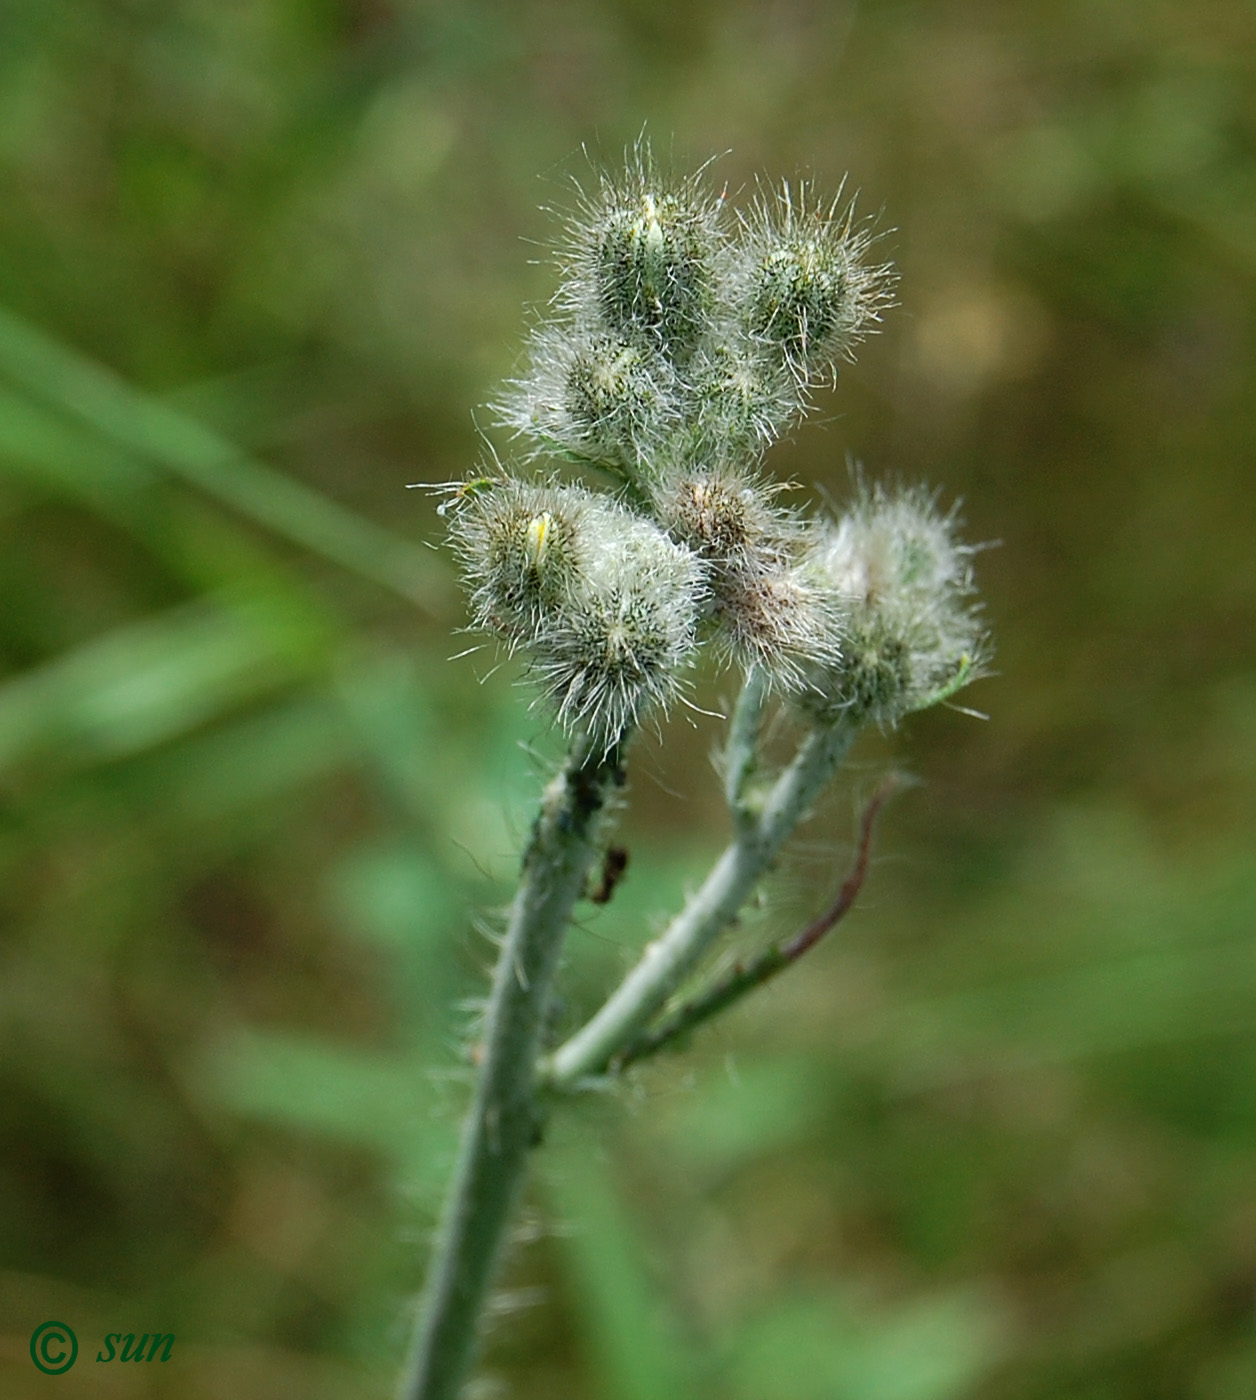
[1,1,1253,1396]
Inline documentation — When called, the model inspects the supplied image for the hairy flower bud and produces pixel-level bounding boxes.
[446,478,593,644]
[735,181,896,385]
[683,343,806,453]
[798,484,987,726]
[650,463,840,688]
[712,559,842,690]
[531,509,704,747]
[567,150,723,361]
[448,475,704,746]
[500,328,678,473]
[650,462,789,559]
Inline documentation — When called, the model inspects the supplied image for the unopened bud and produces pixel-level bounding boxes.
[737,182,895,384]
[448,474,705,747]
[798,484,987,726]
[650,463,838,689]
[572,150,723,361]
[531,510,705,747]
[447,478,590,644]
[498,329,677,475]
[563,334,675,464]
[685,343,805,452]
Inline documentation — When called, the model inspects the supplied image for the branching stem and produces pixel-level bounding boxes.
[542,715,859,1090]
[400,733,626,1400]
[612,774,899,1070]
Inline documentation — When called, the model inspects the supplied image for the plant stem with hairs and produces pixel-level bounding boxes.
[542,704,860,1089]
[399,734,625,1400]
[401,142,990,1400]
[609,772,900,1073]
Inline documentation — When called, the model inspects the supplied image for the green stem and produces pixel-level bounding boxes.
[399,734,626,1400]
[724,667,769,831]
[612,774,898,1070]
[542,717,858,1090]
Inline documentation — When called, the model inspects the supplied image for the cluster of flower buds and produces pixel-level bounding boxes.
[445,145,985,748]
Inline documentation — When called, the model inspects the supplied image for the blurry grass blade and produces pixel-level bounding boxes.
[545,1134,699,1400]
[190,1026,452,1178]
[0,387,344,595]
[874,928,1256,1088]
[861,815,1256,1087]
[0,591,332,772]
[135,695,351,823]
[0,385,157,520]
[721,1286,1002,1400]
[0,306,443,608]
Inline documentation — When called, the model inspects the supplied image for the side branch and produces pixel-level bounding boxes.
[724,666,768,830]
[542,717,859,1090]
[400,734,626,1400]
[611,775,899,1070]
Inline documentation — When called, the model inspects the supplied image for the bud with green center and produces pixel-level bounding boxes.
[449,475,705,746]
[569,150,723,362]
[532,507,704,747]
[736,181,896,385]
[683,342,805,453]
[499,328,678,475]
[447,478,592,645]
